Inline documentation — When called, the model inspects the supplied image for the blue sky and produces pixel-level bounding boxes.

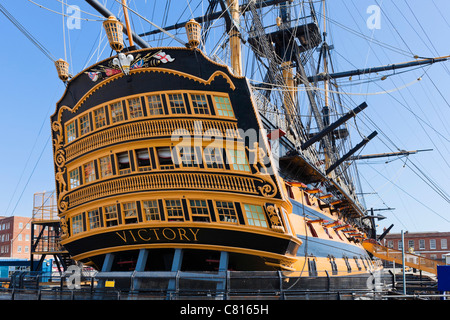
[0,0,449,234]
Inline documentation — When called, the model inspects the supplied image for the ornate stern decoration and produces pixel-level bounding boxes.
[246,142,278,198]
[51,120,69,213]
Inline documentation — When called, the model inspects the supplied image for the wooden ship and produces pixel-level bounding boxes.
[49,0,447,285]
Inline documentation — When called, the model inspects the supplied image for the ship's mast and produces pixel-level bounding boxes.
[321,0,331,170]
[227,0,242,76]
[121,0,134,47]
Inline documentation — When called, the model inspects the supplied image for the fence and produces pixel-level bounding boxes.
[0,269,393,300]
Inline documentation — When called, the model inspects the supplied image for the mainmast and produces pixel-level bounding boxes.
[227,0,242,76]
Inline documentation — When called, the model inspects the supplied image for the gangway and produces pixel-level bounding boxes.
[363,240,443,275]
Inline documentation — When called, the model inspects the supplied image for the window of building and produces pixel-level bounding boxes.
[147,94,164,115]
[156,147,174,169]
[117,151,131,175]
[168,93,186,114]
[189,200,210,222]
[243,204,267,228]
[104,205,119,227]
[94,107,107,129]
[227,149,250,172]
[99,156,113,178]
[408,240,415,250]
[127,97,143,119]
[441,239,448,250]
[88,209,101,230]
[191,94,209,115]
[136,149,151,171]
[66,121,76,143]
[79,114,91,135]
[430,239,436,250]
[387,240,394,248]
[216,201,238,223]
[419,239,425,250]
[178,146,198,168]
[122,202,138,224]
[83,161,96,183]
[110,101,124,123]
[69,168,80,189]
[398,240,403,250]
[72,214,83,235]
[214,96,234,117]
[165,200,184,221]
[204,147,224,169]
[142,200,160,221]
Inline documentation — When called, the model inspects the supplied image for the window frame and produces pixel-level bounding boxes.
[142,200,161,222]
[164,199,184,222]
[122,202,138,224]
[188,199,210,222]
[79,113,91,136]
[93,106,107,129]
[166,93,187,115]
[215,201,238,224]
[66,120,77,143]
[126,96,144,119]
[243,204,267,228]
[104,204,119,227]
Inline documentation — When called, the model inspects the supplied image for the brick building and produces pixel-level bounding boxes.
[0,216,33,259]
[381,231,450,262]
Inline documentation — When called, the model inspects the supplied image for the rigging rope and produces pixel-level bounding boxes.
[0,3,56,62]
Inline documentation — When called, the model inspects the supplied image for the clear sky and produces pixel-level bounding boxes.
[0,0,449,235]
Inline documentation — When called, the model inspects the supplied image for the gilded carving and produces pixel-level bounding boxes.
[266,205,285,233]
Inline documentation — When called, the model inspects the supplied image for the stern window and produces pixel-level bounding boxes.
[214,96,234,117]
[244,204,267,227]
[147,94,164,115]
[66,121,76,143]
[117,151,131,175]
[143,200,160,221]
[69,168,80,189]
[216,201,238,223]
[168,93,186,114]
[88,209,101,230]
[189,200,210,222]
[79,114,91,135]
[104,205,119,227]
[110,101,124,123]
[136,149,151,171]
[127,97,143,119]
[94,107,107,129]
[72,214,84,235]
[122,202,138,224]
[83,161,96,183]
[165,199,184,221]
[191,94,209,115]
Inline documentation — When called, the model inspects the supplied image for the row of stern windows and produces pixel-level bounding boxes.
[68,146,251,190]
[69,199,270,236]
[65,91,235,144]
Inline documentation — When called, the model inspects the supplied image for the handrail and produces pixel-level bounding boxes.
[362,240,443,275]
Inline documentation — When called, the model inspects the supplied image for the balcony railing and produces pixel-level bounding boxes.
[66,171,258,209]
[65,117,239,161]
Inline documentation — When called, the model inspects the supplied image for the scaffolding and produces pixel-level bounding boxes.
[30,191,72,272]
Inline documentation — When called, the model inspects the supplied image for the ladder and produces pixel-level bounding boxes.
[363,240,443,275]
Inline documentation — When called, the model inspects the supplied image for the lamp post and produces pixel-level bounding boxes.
[401,230,407,295]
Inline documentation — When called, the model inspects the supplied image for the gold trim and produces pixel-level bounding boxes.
[73,68,236,114]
